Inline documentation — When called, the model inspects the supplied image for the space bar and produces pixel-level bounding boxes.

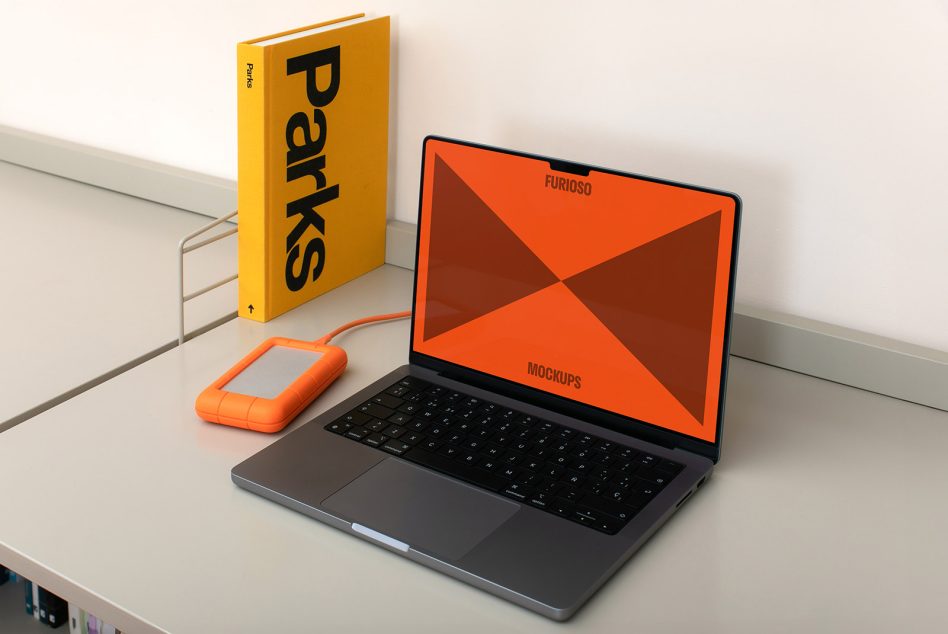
[403,449,507,493]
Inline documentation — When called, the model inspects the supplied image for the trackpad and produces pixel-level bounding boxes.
[322,459,519,561]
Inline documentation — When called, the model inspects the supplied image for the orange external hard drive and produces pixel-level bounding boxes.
[195,337,347,433]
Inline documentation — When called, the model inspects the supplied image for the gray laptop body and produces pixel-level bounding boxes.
[232,136,741,620]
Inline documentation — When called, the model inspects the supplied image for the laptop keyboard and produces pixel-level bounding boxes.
[324,376,684,535]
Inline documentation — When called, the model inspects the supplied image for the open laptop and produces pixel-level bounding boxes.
[232,136,741,620]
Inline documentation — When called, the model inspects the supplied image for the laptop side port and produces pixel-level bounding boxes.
[676,489,694,508]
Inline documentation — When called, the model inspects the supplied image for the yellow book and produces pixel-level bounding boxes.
[237,14,389,322]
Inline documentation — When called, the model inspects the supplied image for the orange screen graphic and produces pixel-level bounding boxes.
[413,139,737,443]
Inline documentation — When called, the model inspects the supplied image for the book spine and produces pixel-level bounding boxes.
[0,565,8,585]
[33,581,40,620]
[25,579,33,615]
[38,585,49,624]
[70,602,81,634]
[47,590,68,628]
[237,41,270,322]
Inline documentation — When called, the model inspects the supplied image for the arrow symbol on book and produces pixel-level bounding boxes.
[248,304,254,314]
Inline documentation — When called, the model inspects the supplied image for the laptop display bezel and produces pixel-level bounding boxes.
[408,135,741,463]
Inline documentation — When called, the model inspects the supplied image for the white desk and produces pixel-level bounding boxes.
[1,264,946,633]
[0,161,236,429]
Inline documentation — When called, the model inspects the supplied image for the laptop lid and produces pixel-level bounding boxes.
[409,136,740,462]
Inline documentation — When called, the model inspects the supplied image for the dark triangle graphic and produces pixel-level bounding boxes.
[424,155,559,341]
[563,212,722,422]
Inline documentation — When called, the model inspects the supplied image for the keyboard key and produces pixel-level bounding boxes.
[420,439,441,452]
[397,377,430,389]
[635,454,658,468]
[387,412,413,426]
[550,454,571,468]
[493,434,513,447]
[657,459,684,475]
[438,445,461,459]
[401,432,425,446]
[540,465,565,480]
[363,433,387,448]
[481,444,503,458]
[502,450,523,465]
[635,468,671,487]
[382,425,406,439]
[340,411,371,426]
[581,495,637,522]
[512,440,531,453]
[617,447,639,461]
[536,420,555,432]
[325,420,351,434]
[528,492,551,509]
[595,440,617,454]
[550,498,575,516]
[499,466,520,480]
[365,419,388,433]
[572,447,595,460]
[345,426,369,440]
[539,480,563,496]
[594,518,621,534]
[459,452,480,467]
[480,459,500,472]
[502,483,532,501]
[384,384,410,397]
[603,487,626,503]
[407,420,429,432]
[592,452,615,466]
[571,507,601,527]
[359,402,395,419]
[372,393,404,409]
[590,467,611,481]
[552,441,572,454]
[632,480,659,496]
[381,440,411,456]
[585,481,605,496]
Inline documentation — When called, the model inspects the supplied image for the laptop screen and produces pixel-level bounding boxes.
[411,137,739,445]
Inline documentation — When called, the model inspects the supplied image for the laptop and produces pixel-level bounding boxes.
[232,136,741,620]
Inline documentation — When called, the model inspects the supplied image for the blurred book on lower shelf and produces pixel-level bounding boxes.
[0,568,122,632]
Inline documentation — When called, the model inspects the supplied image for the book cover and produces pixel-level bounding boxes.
[237,14,390,322]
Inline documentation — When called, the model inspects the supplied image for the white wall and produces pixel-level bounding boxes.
[3,1,946,351]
